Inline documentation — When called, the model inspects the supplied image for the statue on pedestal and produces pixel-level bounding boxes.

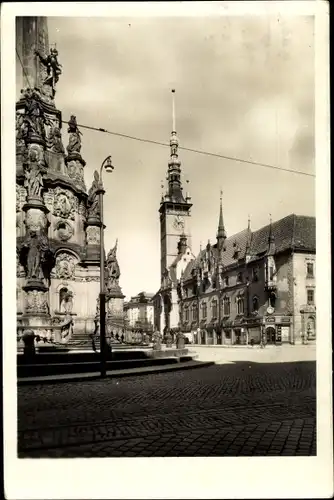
[20,229,54,283]
[23,148,46,199]
[22,88,50,142]
[152,330,162,350]
[35,48,62,97]
[87,171,100,220]
[105,240,121,291]
[66,115,82,155]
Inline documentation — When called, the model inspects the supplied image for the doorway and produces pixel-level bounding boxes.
[266,326,276,344]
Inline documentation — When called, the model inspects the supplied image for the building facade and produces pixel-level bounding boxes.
[16,17,125,348]
[124,292,155,332]
[153,94,316,345]
[178,211,316,345]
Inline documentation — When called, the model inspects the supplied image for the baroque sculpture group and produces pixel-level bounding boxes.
[16,27,125,349]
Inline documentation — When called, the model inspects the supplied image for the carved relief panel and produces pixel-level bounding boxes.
[53,252,78,280]
[25,289,49,314]
[86,225,100,245]
[53,187,77,220]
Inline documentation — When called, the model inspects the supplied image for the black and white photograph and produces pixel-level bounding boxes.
[2,1,332,499]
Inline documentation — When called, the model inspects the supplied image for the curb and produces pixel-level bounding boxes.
[17,360,215,386]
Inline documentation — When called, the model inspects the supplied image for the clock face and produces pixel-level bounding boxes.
[173,215,185,230]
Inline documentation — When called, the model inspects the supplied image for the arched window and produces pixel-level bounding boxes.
[59,287,68,311]
[237,296,244,315]
[252,296,259,312]
[211,299,218,318]
[192,303,198,322]
[201,301,207,319]
[223,297,230,316]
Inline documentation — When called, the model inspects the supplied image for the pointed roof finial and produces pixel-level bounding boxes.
[172,88,176,132]
[217,189,226,242]
[248,214,251,230]
[268,213,275,249]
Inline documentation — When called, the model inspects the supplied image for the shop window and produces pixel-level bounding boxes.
[306,262,314,278]
[225,330,231,339]
[307,289,315,305]
[252,296,259,312]
[223,297,230,316]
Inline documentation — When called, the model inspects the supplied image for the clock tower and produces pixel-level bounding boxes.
[159,90,192,283]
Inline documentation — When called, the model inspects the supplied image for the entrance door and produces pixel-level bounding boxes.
[266,326,276,344]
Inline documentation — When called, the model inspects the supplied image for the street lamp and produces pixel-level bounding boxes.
[98,155,114,377]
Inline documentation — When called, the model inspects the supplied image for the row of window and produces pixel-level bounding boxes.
[183,288,315,323]
[183,295,259,322]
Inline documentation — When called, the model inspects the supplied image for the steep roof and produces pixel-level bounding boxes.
[181,214,315,282]
[182,228,249,281]
[249,214,315,256]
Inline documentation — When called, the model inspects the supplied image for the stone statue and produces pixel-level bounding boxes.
[47,126,65,154]
[23,88,49,141]
[60,314,73,343]
[23,149,45,199]
[16,112,29,148]
[20,229,54,282]
[87,171,101,219]
[105,240,121,290]
[66,115,82,154]
[35,48,62,95]
[152,330,162,350]
[60,290,74,314]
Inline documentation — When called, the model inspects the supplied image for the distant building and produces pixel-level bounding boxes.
[153,95,315,345]
[124,292,155,333]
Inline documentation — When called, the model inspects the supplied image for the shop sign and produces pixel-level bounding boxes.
[265,317,276,323]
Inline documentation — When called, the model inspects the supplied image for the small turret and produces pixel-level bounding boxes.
[216,190,227,256]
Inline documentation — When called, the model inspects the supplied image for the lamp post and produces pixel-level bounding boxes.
[98,155,114,378]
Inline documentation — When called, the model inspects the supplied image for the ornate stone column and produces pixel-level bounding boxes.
[20,147,54,333]
[85,171,102,260]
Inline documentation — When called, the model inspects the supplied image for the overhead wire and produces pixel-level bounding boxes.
[16,49,315,179]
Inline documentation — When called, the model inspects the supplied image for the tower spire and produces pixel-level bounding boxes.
[172,88,176,132]
[216,190,227,251]
[164,89,185,203]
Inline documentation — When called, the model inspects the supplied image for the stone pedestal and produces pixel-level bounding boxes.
[105,286,125,338]
[65,152,86,190]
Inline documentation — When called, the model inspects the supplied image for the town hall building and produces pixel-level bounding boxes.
[153,95,316,346]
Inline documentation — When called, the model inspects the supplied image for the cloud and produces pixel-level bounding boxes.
[45,15,315,298]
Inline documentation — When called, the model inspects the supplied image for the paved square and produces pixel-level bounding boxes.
[17,345,316,457]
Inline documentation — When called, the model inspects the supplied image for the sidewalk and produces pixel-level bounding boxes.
[17,359,214,385]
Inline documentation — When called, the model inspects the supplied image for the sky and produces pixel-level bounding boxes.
[37,15,314,300]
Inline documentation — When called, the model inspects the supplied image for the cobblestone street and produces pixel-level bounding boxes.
[17,346,316,458]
